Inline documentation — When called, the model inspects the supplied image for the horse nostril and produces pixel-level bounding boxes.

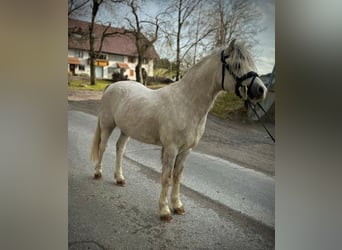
[259,86,264,94]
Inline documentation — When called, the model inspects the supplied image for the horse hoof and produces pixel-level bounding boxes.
[116,180,126,186]
[160,214,173,222]
[173,207,185,215]
[94,173,102,179]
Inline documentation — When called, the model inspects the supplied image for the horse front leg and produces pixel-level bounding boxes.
[114,132,129,186]
[159,146,178,222]
[171,149,191,215]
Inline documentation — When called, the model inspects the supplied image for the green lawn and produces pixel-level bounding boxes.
[68,79,110,91]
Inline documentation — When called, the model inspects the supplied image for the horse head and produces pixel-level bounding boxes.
[221,39,267,104]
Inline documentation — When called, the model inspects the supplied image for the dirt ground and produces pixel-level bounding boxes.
[68,90,275,176]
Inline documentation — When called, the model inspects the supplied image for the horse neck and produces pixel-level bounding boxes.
[176,54,223,118]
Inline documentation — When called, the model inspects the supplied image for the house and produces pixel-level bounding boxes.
[68,18,159,81]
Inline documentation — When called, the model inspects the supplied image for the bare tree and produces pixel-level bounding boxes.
[210,0,264,49]
[88,0,124,85]
[123,0,160,84]
[174,0,201,80]
[68,0,90,16]
[192,1,203,65]
[96,22,129,54]
[158,0,264,78]
[88,0,104,85]
[181,2,215,66]
[161,0,216,80]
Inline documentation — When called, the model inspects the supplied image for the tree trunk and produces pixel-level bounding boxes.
[90,56,96,85]
[135,64,141,83]
[89,0,101,85]
[135,35,143,83]
[89,22,96,85]
[175,0,182,81]
[176,32,181,81]
[125,0,159,85]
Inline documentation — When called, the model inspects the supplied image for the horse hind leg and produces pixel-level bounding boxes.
[114,132,129,186]
[94,124,115,179]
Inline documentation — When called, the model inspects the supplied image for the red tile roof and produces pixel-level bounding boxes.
[116,62,129,68]
[68,18,159,59]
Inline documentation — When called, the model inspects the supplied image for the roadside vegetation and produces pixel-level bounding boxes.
[68,79,110,91]
[210,91,245,119]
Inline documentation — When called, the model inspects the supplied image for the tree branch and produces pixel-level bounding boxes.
[68,0,90,16]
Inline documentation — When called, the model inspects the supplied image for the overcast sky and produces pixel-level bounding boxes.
[80,0,275,74]
[140,0,275,74]
[254,0,275,74]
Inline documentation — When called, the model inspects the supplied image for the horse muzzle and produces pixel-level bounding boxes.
[247,77,267,103]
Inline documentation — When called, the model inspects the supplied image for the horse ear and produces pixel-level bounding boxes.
[227,39,236,54]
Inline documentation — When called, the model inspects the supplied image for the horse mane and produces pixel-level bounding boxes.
[226,42,256,75]
[181,41,256,83]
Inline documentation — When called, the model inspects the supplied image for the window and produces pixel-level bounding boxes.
[128,56,136,63]
[108,54,124,62]
[75,50,83,58]
[95,53,107,60]
[78,65,85,71]
[129,69,134,76]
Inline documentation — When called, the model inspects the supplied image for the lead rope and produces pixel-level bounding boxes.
[247,100,275,143]
[247,64,275,143]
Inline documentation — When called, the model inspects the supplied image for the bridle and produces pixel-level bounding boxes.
[220,50,275,143]
[220,50,259,99]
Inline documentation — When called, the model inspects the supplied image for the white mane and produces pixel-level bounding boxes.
[225,42,256,75]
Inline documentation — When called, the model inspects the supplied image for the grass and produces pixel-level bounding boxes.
[210,91,246,119]
[68,79,111,91]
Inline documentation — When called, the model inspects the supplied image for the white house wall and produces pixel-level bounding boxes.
[68,49,154,80]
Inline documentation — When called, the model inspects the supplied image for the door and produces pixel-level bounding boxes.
[69,64,76,75]
[95,66,103,79]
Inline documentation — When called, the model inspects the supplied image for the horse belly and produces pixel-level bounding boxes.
[114,101,161,146]
[120,120,161,145]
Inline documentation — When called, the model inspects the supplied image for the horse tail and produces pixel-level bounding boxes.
[90,118,101,162]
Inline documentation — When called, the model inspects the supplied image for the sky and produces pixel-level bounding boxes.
[157,0,275,74]
[145,0,275,73]
[74,0,275,75]
[254,0,275,74]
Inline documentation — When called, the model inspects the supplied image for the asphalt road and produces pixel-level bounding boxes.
[68,110,274,249]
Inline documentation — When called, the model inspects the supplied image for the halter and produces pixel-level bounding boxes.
[220,50,259,99]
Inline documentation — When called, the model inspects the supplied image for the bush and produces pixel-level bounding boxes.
[210,91,245,119]
[147,76,174,85]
